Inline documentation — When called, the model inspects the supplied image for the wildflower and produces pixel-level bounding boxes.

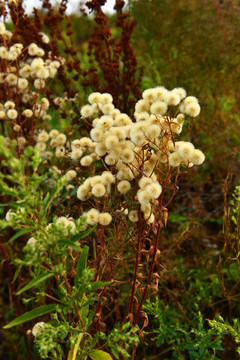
[167,91,181,106]
[4,101,15,109]
[117,180,131,194]
[41,98,50,111]
[169,152,181,167]
[22,109,33,118]
[102,171,115,184]
[90,128,104,142]
[79,137,93,147]
[13,124,21,132]
[55,134,67,146]
[36,68,49,79]
[128,210,139,222]
[102,103,115,115]
[81,104,94,117]
[5,210,16,221]
[92,184,106,197]
[37,130,49,143]
[31,58,44,70]
[152,87,168,102]
[77,185,89,200]
[71,149,83,160]
[145,183,162,199]
[99,93,113,104]
[88,92,102,104]
[115,113,131,126]
[39,32,49,44]
[5,74,17,86]
[0,22,6,35]
[95,143,107,157]
[137,190,151,207]
[34,79,45,89]
[28,43,39,56]
[150,101,168,116]
[32,322,45,337]
[190,149,205,165]
[86,208,100,225]
[146,125,161,139]
[184,102,201,117]
[27,237,37,249]
[121,149,135,163]
[18,78,28,90]
[96,115,113,129]
[36,142,46,151]
[176,141,194,160]
[66,170,77,182]
[49,129,59,138]
[56,217,76,235]
[173,87,186,100]
[135,99,150,113]
[55,146,65,158]
[99,212,112,225]
[7,109,18,119]
[139,177,153,189]
[80,155,93,167]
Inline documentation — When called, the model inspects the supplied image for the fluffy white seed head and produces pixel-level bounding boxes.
[80,155,93,167]
[99,93,113,104]
[128,210,139,222]
[169,152,181,167]
[86,209,100,225]
[66,170,77,181]
[150,101,168,116]
[88,92,102,104]
[32,322,45,337]
[137,190,151,205]
[77,185,89,200]
[184,102,201,117]
[176,141,195,160]
[98,213,112,226]
[102,171,115,184]
[90,128,104,142]
[117,180,131,194]
[7,109,18,119]
[145,183,162,199]
[190,149,205,165]
[81,104,94,117]
[71,149,83,161]
[105,135,119,149]
[92,183,106,197]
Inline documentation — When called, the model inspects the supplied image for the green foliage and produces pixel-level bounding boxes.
[99,322,139,359]
[143,298,231,359]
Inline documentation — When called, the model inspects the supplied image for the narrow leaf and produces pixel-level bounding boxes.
[90,281,112,291]
[3,304,57,329]
[16,273,55,295]
[70,225,97,242]
[75,245,89,287]
[58,240,81,251]
[89,350,113,360]
[9,228,33,243]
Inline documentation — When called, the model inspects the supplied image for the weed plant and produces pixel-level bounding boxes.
[0,1,239,359]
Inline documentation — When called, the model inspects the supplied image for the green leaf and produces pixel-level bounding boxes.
[58,240,81,251]
[3,304,57,329]
[16,273,55,295]
[9,228,33,243]
[13,265,22,283]
[89,350,113,360]
[90,281,112,291]
[70,225,97,242]
[75,245,89,288]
